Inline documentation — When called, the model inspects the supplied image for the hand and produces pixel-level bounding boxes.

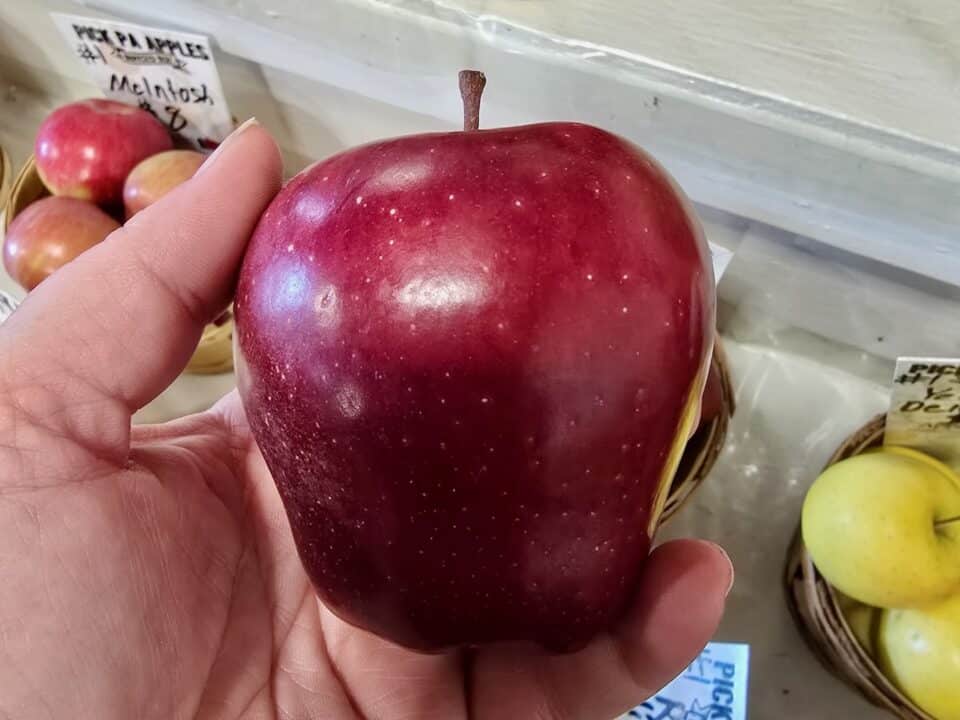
[0,121,732,720]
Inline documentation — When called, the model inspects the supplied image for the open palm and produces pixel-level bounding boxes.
[0,122,730,720]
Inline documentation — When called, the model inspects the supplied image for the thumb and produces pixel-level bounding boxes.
[0,119,281,457]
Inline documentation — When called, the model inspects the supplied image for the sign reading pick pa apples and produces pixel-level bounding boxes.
[52,13,233,150]
[886,358,960,471]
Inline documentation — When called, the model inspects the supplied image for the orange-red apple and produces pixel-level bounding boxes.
[35,99,172,207]
[3,197,119,290]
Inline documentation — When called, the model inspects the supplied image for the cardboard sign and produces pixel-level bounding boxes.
[885,358,960,471]
[52,13,233,150]
[621,642,750,720]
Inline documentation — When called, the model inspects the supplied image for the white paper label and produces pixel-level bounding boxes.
[52,13,233,150]
[708,243,734,283]
[621,642,750,720]
[886,358,960,471]
[0,291,19,326]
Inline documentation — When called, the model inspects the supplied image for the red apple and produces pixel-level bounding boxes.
[35,99,172,206]
[3,196,119,290]
[123,149,206,218]
[235,72,714,652]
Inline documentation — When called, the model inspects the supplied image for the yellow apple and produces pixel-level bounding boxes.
[802,446,960,608]
[877,594,960,719]
[837,591,879,656]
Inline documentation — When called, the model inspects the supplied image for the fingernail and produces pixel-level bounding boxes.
[709,542,735,597]
[195,117,259,175]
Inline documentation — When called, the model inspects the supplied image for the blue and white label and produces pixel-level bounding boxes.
[621,642,750,720]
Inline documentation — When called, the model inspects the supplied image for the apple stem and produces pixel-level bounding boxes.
[458,70,486,132]
[935,515,960,529]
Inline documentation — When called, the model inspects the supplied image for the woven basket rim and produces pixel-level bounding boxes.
[3,153,42,235]
[660,340,734,524]
[784,414,936,720]
[0,147,11,215]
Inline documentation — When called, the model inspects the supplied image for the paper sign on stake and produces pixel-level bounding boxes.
[885,358,960,471]
[52,13,234,150]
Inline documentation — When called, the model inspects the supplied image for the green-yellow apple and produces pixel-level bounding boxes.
[836,591,878,656]
[802,446,960,608]
[878,594,960,719]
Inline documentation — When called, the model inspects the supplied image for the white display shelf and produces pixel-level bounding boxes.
[71,0,960,289]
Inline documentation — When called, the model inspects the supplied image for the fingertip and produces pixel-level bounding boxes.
[615,539,731,692]
[638,539,733,617]
[664,539,734,597]
[229,121,283,191]
[129,120,283,229]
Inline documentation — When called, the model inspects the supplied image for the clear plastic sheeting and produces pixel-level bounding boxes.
[81,0,960,286]
[659,341,887,718]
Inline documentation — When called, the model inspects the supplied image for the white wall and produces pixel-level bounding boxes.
[444,0,960,151]
[4,0,957,287]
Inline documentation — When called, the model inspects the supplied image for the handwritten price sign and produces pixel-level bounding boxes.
[886,359,960,471]
[52,13,233,150]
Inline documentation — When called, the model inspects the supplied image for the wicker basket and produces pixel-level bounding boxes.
[2,155,233,374]
[660,340,735,523]
[784,414,934,720]
[0,146,11,212]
